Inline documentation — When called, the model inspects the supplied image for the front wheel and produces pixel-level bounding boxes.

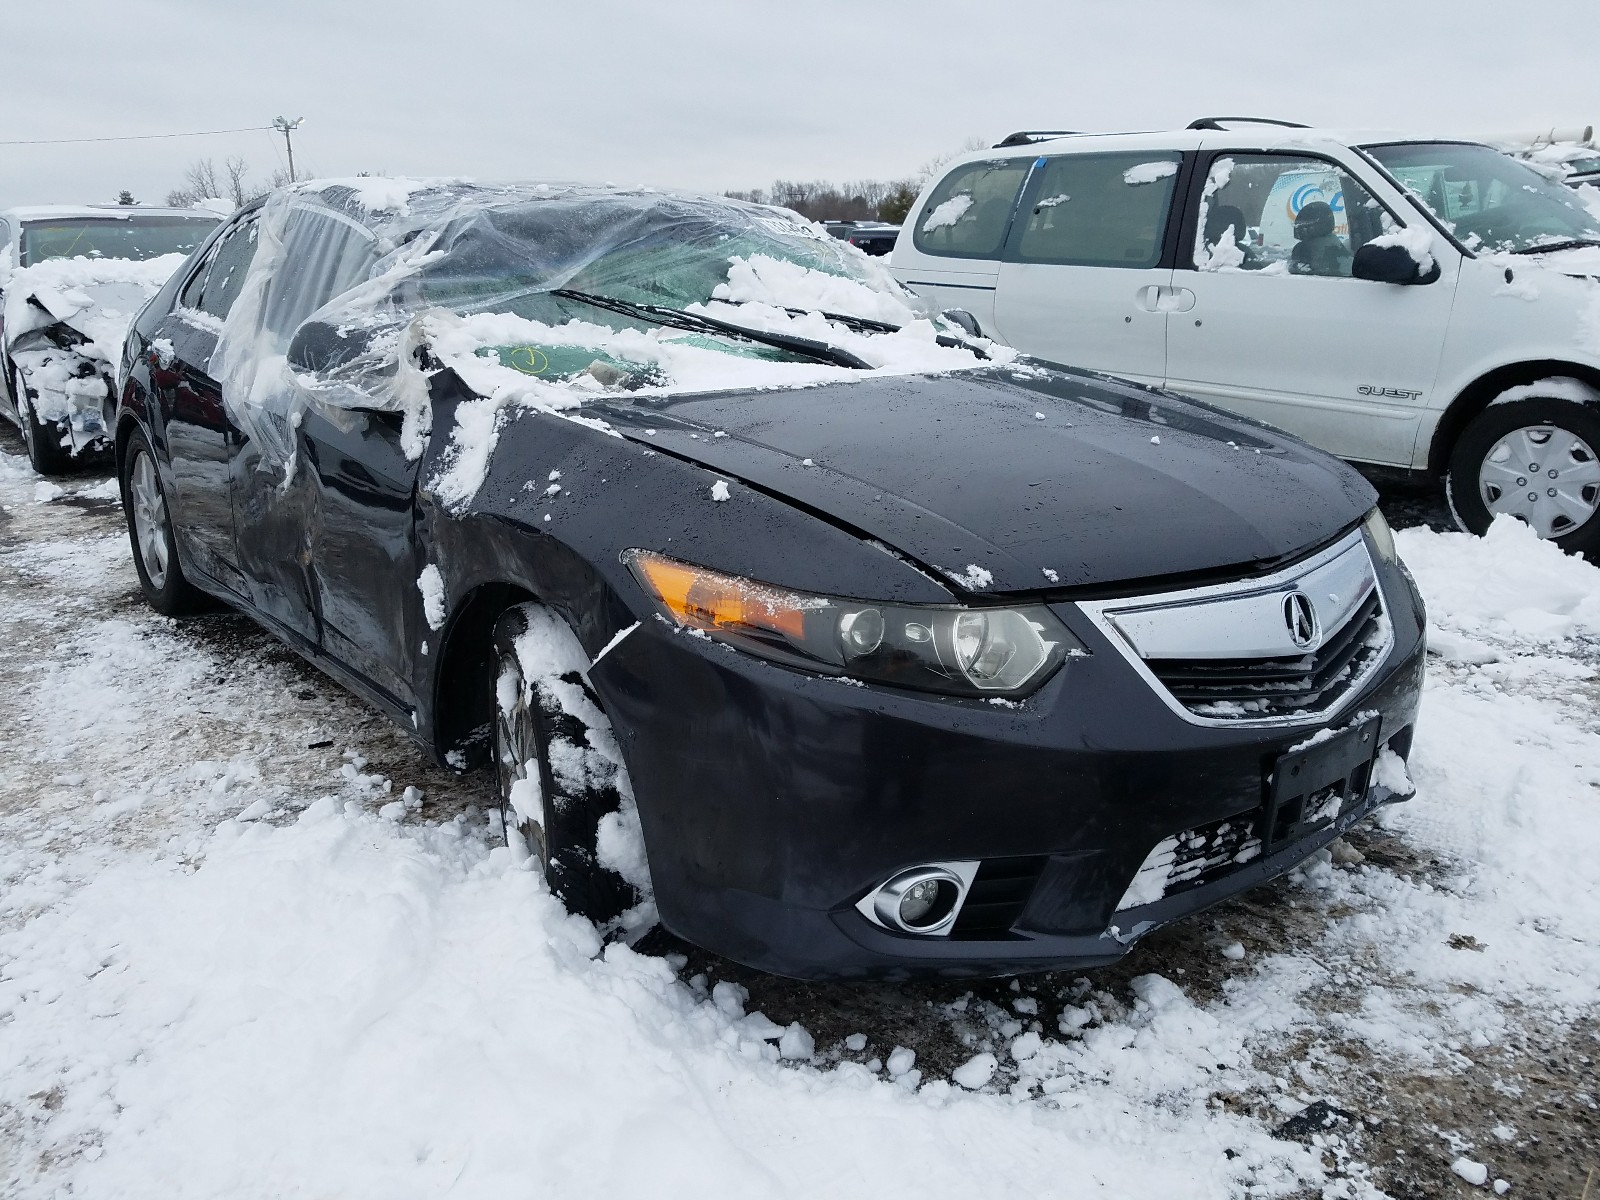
[13,365,73,476]
[491,604,645,928]
[120,428,209,615]
[1447,396,1600,553]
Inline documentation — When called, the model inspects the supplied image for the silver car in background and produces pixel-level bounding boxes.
[0,204,218,473]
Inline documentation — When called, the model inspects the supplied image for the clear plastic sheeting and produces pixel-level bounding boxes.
[210,180,997,487]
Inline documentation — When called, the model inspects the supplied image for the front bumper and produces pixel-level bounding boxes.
[10,345,114,453]
[593,552,1427,980]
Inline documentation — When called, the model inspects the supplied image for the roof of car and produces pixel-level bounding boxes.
[0,203,221,223]
[971,126,1469,160]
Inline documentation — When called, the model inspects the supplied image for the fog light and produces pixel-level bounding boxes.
[856,862,978,936]
[898,878,942,925]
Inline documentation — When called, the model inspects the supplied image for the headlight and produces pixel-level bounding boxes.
[1362,507,1396,563]
[624,549,1080,698]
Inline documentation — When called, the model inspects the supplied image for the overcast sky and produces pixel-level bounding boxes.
[3,0,1595,210]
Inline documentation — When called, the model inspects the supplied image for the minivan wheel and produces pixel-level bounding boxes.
[121,429,208,615]
[1447,397,1600,552]
[491,604,641,927]
[13,366,73,476]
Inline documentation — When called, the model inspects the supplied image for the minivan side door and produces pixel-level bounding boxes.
[1162,150,1460,467]
[992,150,1188,386]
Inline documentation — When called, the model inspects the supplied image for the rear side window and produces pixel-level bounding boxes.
[1014,153,1181,268]
[912,159,1031,259]
[260,206,378,338]
[178,215,260,322]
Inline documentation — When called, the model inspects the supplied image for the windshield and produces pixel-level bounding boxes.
[407,188,912,328]
[19,214,220,266]
[1365,141,1600,253]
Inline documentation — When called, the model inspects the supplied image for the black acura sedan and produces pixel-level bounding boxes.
[116,179,1425,979]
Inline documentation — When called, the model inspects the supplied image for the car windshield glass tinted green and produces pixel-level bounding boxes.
[1365,142,1600,253]
[20,215,220,265]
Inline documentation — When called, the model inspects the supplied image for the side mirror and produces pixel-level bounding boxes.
[1353,242,1442,286]
[286,320,371,374]
[941,308,983,337]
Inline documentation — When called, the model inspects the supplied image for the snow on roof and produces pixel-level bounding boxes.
[2,203,221,223]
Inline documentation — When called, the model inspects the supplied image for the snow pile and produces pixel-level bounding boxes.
[0,802,1321,1199]
[1,252,185,353]
[1397,515,1600,644]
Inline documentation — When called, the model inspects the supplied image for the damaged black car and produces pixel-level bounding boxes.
[115,179,1425,979]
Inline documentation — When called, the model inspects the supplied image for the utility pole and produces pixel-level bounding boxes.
[271,115,305,182]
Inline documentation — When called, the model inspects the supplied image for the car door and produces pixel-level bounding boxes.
[229,201,380,650]
[155,212,260,592]
[299,396,425,709]
[991,150,1187,385]
[1163,150,1461,466]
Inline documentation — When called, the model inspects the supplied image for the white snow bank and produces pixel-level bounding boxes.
[1397,515,1600,642]
[0,801,1312,1199]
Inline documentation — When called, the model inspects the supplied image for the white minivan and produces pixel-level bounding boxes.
[891,119,1600,552]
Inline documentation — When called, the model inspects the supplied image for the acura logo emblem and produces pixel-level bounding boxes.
[1283,591,1321,650]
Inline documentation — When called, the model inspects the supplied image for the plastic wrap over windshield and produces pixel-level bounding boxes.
[211,180,996,474]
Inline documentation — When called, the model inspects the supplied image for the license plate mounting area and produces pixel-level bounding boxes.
[1264,715,1381,849]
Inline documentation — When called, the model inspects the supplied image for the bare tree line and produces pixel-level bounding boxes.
[726,138,989,225]
[161,136,991,219]
[165,157,298,208]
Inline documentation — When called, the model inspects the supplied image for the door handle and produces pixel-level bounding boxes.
[1136,286,1197,313]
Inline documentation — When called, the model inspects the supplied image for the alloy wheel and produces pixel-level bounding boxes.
[1477,423,1600,539]
[14,369,36,460]
[129,451,171,590]
[495,652,549,870]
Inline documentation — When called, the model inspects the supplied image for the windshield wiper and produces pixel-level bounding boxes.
[733,302,990,359]
[550,288,870,369]
[1510,237,1600,255]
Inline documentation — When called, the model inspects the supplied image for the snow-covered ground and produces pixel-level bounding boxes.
[0,441,1595,1198]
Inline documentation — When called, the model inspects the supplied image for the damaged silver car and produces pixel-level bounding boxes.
[0,204,219,473]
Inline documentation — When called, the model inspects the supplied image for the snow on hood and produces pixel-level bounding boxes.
[2,253,187,362]
[212,179,1003,505]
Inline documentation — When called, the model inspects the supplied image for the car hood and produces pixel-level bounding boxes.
[591,365,1376,594]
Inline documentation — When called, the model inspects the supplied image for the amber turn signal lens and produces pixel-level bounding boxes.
[627,550,812,642]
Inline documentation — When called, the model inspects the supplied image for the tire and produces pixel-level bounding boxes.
[120,428,209,615]
[1447,396,1600,553]
[13,364,74,476]
[491,604,644,927]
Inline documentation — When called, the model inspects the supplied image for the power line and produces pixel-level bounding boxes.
[0,125,274,147]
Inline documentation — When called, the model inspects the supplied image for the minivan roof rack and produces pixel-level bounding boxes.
[993,130,1081,148]
[1187,116,1308,131]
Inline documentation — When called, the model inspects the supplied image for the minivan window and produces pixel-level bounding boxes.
[1014,153,1181,268]
[912,159,1031,259]
[1194,155,1390,277]
[1365,141,1600,254]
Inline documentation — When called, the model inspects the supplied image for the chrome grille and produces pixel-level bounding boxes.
[1078,529,1392,728]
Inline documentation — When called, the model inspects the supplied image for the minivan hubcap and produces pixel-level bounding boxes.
[1478,424,1600,538]
[130,452,170,589]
